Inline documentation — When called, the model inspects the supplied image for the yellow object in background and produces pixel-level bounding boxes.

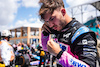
[40,50,45,56]
[0,63,5,67]
[16,65,18,67]
[21,47,23,49]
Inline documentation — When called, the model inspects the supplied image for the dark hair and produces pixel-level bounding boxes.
[39,0,65,21]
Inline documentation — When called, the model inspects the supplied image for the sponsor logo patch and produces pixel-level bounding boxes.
[63,33,71,38]
[82,39,88,44]
[69,58,86,67]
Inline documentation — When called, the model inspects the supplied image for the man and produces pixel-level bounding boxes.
[39,0,97,67]
[0,30,15,67]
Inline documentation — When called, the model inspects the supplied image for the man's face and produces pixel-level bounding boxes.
[5,37,10,41]
[44,9,66,31]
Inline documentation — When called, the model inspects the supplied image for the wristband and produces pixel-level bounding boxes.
[56,50,64,59]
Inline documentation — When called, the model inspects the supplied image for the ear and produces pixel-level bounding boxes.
[61,9,66,16]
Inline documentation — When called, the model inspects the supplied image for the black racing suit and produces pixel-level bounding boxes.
[41,19,97,67]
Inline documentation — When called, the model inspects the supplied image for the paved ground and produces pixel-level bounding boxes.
[29,62,57,67]
[29,61,100,67]
[16,62,57,67]
[16,61,99,67]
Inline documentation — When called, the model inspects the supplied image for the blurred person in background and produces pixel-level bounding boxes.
[12,44,17,52]
[37,44,46,67]
[31,42,36,49]
[30,42,35,53]
[0,30,15,67]
[17,42,22,50]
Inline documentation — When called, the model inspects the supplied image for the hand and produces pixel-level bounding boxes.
[47,39,61,56]
[42,22,59,36]
[42,22,52,34]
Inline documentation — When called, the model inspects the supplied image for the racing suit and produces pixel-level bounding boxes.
[41,19,97,67]
[0,39,15,66]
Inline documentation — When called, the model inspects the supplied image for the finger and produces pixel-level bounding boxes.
[48,40,53,46]
[42,24,51,33]
[42,25,50,32]
[47,44,51,50]
[42,27,49,33]
[47,41,51,46]
[47,42,51,51]
[44,25,51,33]
[49,39,55,45]
[42,23,49,29]
[44,22,49,25]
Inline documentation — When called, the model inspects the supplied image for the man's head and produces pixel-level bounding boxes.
[39,0,64,20]
[39,0,68,31]
[1,30,11,41]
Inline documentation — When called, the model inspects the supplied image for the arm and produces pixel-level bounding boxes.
[58,51,90,67]
[0,42,11,66]
[58,33,97,67]
[72,33,97,67]
[47,39,90,67]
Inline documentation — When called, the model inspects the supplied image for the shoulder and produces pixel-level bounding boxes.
[71,26,95,43]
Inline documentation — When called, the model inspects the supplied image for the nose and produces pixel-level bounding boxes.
[49,21,54,28]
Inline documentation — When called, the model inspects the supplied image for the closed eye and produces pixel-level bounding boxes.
[45,16,55,23]
[49,17,55,21]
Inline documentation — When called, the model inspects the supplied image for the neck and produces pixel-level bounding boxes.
[64,13,72,25]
